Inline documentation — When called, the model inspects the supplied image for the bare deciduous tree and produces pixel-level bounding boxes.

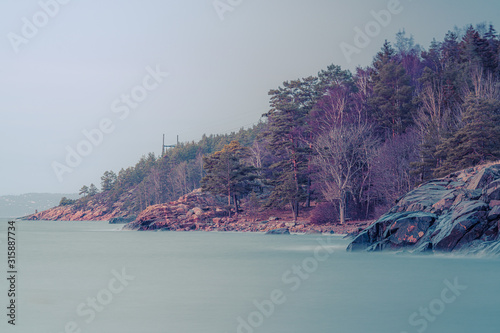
[371,130,420,212]
[172,161,189,196]
[312,123,378,224]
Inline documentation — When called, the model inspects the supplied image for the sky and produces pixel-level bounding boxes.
[1,0,500,196]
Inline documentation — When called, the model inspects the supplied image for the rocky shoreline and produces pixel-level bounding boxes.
[23,188,370,235]
[348,162,500,255]
[122,189,371,234]
[22,203,123,221]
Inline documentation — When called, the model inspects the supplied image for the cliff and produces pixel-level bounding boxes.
[348,162,500,255]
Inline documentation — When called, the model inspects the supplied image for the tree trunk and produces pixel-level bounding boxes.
[233,194,239,216]
[306,146,312,208]
[228,188,232,218]
[291,200,299,221]
[339,191,346,225]
[305,176,311,208]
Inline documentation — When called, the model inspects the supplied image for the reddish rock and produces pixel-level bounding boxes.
[489,200,500,208]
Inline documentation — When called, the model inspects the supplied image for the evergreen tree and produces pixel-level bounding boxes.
[411,125,440,182]
[88,183,99,196]
[79,185,89,197]
[394,29,424,90]
[412,31,472,181]
[317,64,352,92]
[483,24,500,76]
[369,41,416,138]
[460,25,483,67]
[101,171,117,192]
[435,94,500,176]
[201,141,257,216]
[412,68,452,182]
[441,31,461,65]
[263,78,317,220]
[59,197,76,206]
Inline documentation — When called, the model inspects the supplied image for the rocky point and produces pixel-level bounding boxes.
[348,162,500,255]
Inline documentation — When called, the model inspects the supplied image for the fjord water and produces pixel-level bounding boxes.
[0,218,499,333]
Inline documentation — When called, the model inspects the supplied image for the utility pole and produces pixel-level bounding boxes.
[162,134,178,156]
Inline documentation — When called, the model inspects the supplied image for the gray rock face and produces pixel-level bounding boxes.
[265,228,290,235]
[348,163,500,254]
[109,216,137,224]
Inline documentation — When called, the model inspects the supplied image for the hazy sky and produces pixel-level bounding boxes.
[1,0,500,196]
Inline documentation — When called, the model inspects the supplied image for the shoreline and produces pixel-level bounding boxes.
[19,217,371,236]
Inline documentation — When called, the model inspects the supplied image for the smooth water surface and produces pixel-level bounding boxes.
[0,218,499,333]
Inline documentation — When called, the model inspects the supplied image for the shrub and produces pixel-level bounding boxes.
[310,202,338,224]
[59,197,76,206]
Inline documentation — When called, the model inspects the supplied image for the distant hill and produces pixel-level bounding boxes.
[0,193,79,218]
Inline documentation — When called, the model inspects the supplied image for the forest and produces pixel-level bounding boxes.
[70,23,500,224]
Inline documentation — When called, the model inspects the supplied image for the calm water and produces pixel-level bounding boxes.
[0,218,499,333]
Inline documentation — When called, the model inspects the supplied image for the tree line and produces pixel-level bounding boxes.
[202,23,500,223]
[70,125,263,215]
[69,23,500,224]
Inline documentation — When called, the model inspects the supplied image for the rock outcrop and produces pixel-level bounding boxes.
[22,190,137,221]
[123,189,227,231]
[109,216,137,224]
[348,162,500,255]
[23,203,123,221]
[265,228,290,235]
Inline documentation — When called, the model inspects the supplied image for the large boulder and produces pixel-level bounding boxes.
[265,228,290,235]
[123,189,228,231]
[347,163,500,254]
[109,215,137,224]
[348,212,436,251]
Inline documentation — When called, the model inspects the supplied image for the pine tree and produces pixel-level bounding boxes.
[79,185,89,197]
[480,24,499,76]
[101,171,117,191]
[201,141,257,216]
[245,191,261,221]
[317,64,352,92]
[369,41,416,138]
[460,25,483,67]
[263,78,317,220]
[411,126,440,182]
[88,183,99,196]
[435,94,500,176]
